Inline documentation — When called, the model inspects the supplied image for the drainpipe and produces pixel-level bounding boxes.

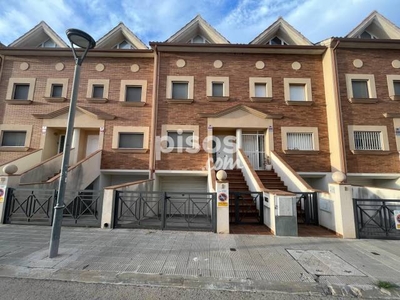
[149,46,160,179]
[0,55,4,84]
[331,39,348,175]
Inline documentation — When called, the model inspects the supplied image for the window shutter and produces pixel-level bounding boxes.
[118,133,144,148]
[1,131,26,146]
[172,82,188,99]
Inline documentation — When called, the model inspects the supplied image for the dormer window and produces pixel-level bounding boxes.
[268,36,288,45]
[358,31,377,39]
[188,35,210,44]
[38,39,57,48]
[113,40,134,49]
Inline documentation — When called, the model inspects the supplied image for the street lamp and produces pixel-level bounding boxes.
[49,29,96,258]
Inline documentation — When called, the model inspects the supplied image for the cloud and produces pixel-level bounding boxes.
[0,0,399,45]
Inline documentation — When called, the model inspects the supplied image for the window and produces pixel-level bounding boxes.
[289,84,306,101]
[345,74,377,103]
[359,31,377,39]
[167,131,194,148]
[354,131,381,150]
[125,86,142,102]
[6,78,36,103]
[120,80,147,105]
[13,84,29,100]
[386,75,400,100]
[212,82,224,97]
[268,36,288,45]
[0,124,32,151]
[206,77,229,100]
[249,77,272,101]
[281,127,319,153]
[44,78,69,101]
[189,35,210,43]
[284,78,312,104]
[172,82,189,99]
[348,125,389,153]
[39,39,57,48]
[113,40,134,49]
[87,79,109,102]
[92,85,104,98]
[351,80,369,98]
[51,84,63,98]
[166,76,194,103]
[1,131,26,147]
[118,133,144,149]
[112,126,149,152]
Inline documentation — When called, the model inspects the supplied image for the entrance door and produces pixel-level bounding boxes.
[86,135,99,156]
[214,135,235,170]
[242,132,265,170]
[58,134,66,153]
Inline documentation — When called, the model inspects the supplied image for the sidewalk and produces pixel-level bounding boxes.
[0,225,399,298]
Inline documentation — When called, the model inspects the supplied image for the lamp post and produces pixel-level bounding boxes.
[49,29,96,258]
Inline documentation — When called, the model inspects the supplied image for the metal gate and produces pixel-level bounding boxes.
[114,191,217,232]
[230,191,263,224]
[4,188,102,227]
[242,132,265,170]
[354,199,400,239]
[295,192,319,225]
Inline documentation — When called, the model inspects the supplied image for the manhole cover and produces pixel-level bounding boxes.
[287,250,365,276]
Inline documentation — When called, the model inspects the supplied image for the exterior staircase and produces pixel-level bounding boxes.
[225,169,259,223]
[256,170,288,191]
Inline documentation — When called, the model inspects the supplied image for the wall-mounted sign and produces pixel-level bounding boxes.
[218,192,228,207]
[396,128,400,136]
[395,210,400,230]
[41,126,47,134]
[100,127,105,133]
[0,186,5,203]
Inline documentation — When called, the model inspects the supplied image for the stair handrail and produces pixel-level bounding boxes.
[270,151,316,192]
[19,149,101,186]
[237,149,266,192]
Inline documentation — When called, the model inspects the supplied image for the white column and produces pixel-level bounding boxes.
[330,183,356,238]
[71,128,80,164]
[236,128,242,151]
[216,180,229,234]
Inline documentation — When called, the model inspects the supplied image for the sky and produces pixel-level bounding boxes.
[0,0,399,46]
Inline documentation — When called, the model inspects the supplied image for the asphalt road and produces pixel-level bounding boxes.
[0,277,336,300]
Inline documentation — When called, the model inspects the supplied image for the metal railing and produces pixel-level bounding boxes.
[4,188,102,227]
[354,199,400,239]
[114,191,217,232]
[295,192,318,225]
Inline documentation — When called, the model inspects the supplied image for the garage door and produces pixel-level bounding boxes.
[160,176,207,193]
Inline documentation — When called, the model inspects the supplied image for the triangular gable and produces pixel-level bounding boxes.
[9,21,68,48]
[199,104,282,119]
[96,22,148,49]
[166,15,230,44]
[346,11,400,39]
[0,42,4,48]
[33,106,115,120]
[250,17,312,45]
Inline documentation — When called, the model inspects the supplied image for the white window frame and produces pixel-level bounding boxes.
[268,36,288,45]
[345,74,377,103]
[281,127,319,154]
[386,75,400,101]
[112,126,149,153]
[206,76,229,100]
[166,76,194,103]
[0,124,33,151]
[348,125,389,154]
[249,77,272,101]
[188,35,210,44]
[161,125,199,151]
[113,40,134,49]
[119,80,147,106]
[283,78,312,105]
[6,78,36,104]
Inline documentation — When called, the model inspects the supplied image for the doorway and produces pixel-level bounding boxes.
[242,131,265,170]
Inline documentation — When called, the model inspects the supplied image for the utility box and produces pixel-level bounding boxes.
[276,196,294,216]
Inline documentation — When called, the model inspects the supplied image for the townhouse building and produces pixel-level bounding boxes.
[0,11,399,237]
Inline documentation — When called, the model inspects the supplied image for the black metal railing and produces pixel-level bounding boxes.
[230,191,263,225]
[4,188,102,227]
[354,199,400,239]
[114,191,217,232]
[295,192,318,225]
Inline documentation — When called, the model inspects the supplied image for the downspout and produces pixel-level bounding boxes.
[149,46,160,179]
[0,55,5,83]
[331,39,348,175]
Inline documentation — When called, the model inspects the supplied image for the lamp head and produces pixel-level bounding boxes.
[66,28,96,49]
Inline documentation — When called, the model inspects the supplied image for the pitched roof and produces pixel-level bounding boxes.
[96,22,148,49]
[250,17,312,45]
[0,42,4,48]
[32,106,116,120]
[199,104,283,119]
[166,15,230,44]
[9,21,68,48]
[346,11,400,39]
